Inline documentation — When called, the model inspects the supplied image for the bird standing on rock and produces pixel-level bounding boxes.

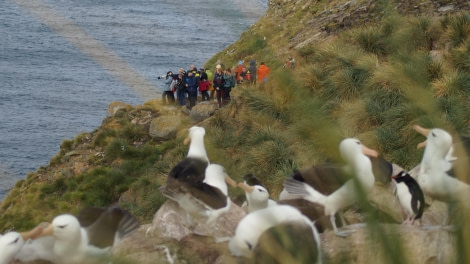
[392,171,425,225]
[323,138,379,236]
[160,126,237,225]
[164,126,211,187]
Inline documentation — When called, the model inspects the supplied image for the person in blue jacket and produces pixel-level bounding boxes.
[186,71,198,109]
[175,69,187,106]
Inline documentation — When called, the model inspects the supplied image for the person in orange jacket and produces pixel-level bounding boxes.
[235,60,245,84]
[257,62,270,83]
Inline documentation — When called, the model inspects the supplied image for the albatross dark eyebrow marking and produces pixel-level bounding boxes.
[9,237,19,244]
[58,225,68,229]
[245,241,252,250]
[432,132,436,137]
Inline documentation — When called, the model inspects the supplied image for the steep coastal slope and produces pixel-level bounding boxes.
[1,0,470,263]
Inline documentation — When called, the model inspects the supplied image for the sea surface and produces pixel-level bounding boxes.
[0,0,267,199]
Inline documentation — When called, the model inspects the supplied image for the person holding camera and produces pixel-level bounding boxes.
[175,68,187,106]
[158,71,176,104]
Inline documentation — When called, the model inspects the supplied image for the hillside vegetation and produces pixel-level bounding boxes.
[1,0,470,262]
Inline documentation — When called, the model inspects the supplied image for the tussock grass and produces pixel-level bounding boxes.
[3,5,470,263]
[336,100,375,135]
[449,40,470,71]
[301,64,325,93]
[353,27,388,55]
[433,70,470,97]
[365,88,403,126]
[442,12,470,48]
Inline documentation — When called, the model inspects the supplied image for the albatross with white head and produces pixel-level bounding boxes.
[161,163,237,224]
[160,126,236,224]
[229,205,322,263]
[238,173,277,213]
[0,227,43,264]
[323,138,378,236]
[34,206,139,264]
[413,125,470,206]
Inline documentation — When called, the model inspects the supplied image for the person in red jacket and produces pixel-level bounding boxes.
[257,62,270,83]
[235,60,244,84]
[198,68,210,101]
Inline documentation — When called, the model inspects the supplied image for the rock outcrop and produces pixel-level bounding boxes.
[146,200,246,241]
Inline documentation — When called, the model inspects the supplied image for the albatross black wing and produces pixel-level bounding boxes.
[167,157,208,184]
[291,163,351,195]
[78,206,139,249]
[181,181,228,210]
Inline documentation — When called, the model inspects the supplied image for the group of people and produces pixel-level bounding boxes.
[158,60,270,109]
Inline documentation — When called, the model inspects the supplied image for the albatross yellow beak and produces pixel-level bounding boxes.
[183,135,191,145]
[413,124,430,137]
[362,145,379,158]
[37,223,54,238]
[238,182,255,193]
[19,226,43,241]
[225,174,238,188]
[413,125,430,149]
[417,140,427,149]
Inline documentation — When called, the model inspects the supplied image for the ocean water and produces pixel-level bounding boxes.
[0,0,266,199]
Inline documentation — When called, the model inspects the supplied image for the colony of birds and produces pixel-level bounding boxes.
[1,124,469,263]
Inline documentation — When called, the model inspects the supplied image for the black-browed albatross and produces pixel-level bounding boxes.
[33,205,139,264]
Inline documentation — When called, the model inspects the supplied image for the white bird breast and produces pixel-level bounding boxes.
[229,205,311,257]
[395,182,414,217]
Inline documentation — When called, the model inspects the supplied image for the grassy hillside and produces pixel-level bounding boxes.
[204,2,470,191]
[1,1,470,261]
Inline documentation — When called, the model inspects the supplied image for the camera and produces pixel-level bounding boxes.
[157,75,166,80]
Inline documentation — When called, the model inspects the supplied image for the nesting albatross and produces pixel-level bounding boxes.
[165,126,211,186]
[238,174,277,213]
[229,205,322,263]
[0,227,43,264]
[34,205,139,264]
[160,126,237,224]
[161,163,236,225]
